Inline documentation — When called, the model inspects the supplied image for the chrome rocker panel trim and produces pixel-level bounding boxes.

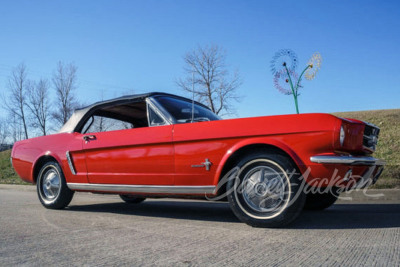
[67,183,216,194]
[310,155,386,166]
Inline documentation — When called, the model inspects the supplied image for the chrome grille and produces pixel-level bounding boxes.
[363,123,380,152]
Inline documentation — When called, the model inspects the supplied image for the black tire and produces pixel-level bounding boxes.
[304,187,340,210]
[36,161,74,209]
[227,152,306,228]
[119,195,146,204]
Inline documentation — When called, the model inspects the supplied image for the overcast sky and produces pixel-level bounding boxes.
[0,0,399,119]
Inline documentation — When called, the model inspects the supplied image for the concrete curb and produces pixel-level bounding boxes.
[1,184,399,203]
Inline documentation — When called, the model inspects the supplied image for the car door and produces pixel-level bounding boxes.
[83,126,174,185]
[82,101,174,185]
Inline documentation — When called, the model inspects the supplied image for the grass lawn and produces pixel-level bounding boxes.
[0,149,29,185]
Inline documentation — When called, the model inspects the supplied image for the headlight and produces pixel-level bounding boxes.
[340,126,345,146]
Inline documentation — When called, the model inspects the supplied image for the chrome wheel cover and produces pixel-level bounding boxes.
[235,159,291,219]
[40,166,61,202]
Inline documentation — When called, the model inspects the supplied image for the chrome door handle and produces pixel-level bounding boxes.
[83,135,96,142]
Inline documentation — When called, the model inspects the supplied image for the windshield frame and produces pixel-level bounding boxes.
[150,96,221,124]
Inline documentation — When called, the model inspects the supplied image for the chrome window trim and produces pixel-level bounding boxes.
[67,183,216,194]
[145,98,171,126]
[147,97,176,124]
[149,96,222,124]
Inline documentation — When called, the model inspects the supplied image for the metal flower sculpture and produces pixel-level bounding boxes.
[270,49,298,74]
[271,50,322,114]
[273,70,298,95]
[305,52,322,80]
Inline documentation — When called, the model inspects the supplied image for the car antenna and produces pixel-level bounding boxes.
[191,69,195,123]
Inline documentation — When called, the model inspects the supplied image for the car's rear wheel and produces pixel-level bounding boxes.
[37,161,74,209]
[227,152,306,228]
[304,187,340,210]
[119,195,146,204]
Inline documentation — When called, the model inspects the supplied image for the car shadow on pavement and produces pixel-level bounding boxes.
[67,200,240,223]
[293,204,400,229]
[67,201,400,229]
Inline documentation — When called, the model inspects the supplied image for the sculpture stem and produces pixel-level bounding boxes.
[284,65,299,114]
[284,65,311,114]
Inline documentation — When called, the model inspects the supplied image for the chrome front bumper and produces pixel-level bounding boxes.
[310,155,386,166]
[310,155,386,189]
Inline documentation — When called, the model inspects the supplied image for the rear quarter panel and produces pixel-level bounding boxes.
[12,133,87,184]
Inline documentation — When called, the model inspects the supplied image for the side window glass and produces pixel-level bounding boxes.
[81,116,94,133]
[148,105,166,126]
[84,116,133,133]
[79,100,151,133]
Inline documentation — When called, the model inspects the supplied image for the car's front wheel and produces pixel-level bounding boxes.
[37,161,74,209]
[227,152,306,228]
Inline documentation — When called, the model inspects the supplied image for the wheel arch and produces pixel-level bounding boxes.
[213,138,306,195]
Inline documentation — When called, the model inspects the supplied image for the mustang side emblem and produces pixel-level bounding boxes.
[191,158,212,171]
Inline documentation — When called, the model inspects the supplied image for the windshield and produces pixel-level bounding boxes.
[155,96,220,123]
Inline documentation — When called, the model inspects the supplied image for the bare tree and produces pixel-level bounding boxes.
[27,79,50,136]
[177,45,241,116]
[52,61,78,127]
[8,113,23,143]
[3,63,30,139]
[0,119,8,145]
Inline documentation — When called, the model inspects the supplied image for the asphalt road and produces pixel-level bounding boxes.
[0,185,399,266]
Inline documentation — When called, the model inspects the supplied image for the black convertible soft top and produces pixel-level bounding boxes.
[59,92,208,133]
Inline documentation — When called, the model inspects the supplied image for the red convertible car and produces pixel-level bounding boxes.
[11,92,385,227]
